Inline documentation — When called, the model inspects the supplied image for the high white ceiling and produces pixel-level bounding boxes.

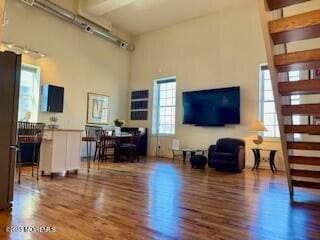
[83,0,250,36]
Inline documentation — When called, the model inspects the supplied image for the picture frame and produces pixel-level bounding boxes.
[311,115,320,125]
[87,92,110,125]
[311,68,320,80]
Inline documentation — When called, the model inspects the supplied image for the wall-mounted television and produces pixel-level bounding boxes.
[41,84,64,113]
[183,86,240,126]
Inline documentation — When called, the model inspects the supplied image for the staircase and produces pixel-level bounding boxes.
[258,0,320,196]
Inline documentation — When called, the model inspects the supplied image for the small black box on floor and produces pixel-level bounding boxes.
[190,155,207,169]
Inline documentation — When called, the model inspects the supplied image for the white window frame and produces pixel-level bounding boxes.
[152,77,176,136]
[18,64,40,122]
[259,65,300,139]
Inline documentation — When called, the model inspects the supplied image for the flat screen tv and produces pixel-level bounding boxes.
[41,84,64,113]
[183,86,240,126]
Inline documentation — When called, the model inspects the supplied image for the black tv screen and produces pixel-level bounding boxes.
[183,86,240,126]
[41,85,64,113]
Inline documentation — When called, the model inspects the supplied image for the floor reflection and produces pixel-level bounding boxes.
[148,164,181,238]
[252,183,319,240]
[13,194,39,219]
[0,191,39,240]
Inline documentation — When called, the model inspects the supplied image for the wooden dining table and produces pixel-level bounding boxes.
[84,132,134,172]
[101,132,133,162]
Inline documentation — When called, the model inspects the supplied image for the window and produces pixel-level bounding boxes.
[152,78,176,135]
[259,65,300,138]
[18,65,40,122]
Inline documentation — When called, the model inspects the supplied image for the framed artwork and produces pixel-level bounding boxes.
[87,92,110,125]
[311,68,320,80]
[311,115,320,125]
[130,90,149,120]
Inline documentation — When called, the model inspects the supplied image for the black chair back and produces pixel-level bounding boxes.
[17,122,45,166]
[102,131,116,146]
[18,122,45,144]
[95,128,104,144]
[215,138,245,153]
[130,131,140,146]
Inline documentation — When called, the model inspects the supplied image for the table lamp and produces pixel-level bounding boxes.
[249,120,267,148]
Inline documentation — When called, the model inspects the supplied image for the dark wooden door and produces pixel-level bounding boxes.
[0,51,21,210]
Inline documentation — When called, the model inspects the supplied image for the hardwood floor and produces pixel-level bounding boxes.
[1,158,320,240]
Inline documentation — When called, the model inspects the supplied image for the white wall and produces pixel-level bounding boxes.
[3,0,131,130]
[128,0,284,169]
[128,0,320,170]
[0,1,4,41]
[285,0,320,52]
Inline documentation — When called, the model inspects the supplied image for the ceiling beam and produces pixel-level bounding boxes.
[82,0,137,15]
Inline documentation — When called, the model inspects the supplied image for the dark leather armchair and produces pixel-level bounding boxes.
[208,138,245,172]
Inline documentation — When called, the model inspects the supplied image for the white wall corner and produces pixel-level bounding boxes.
[82,0,137,16]
[78,0,112,32]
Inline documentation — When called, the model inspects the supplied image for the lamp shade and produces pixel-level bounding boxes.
[249,120,267,132]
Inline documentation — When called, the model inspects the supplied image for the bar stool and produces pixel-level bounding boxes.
[82,125,102,172]
[17,122,45,183]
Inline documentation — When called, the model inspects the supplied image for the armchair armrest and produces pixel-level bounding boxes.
[235,145,245,170]
[234,145,244,155]
[208,145,216,155]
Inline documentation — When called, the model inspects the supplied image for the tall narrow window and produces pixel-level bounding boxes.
[152,78,176,135]
[18,65,40,122]
[259,65,300,138]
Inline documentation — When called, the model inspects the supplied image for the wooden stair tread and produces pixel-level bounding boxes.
[266,0,310,10]
[282,103,320,115]
[279,80,320,95]
[269,10,320,44]
[269,10,320,34]
[292,180,320,189]
[287,141,320,150]
[291,169,320,178]
[262,0,320,194]
[289,155,320,165]
[284,125,320,134]
[274,49,320,72]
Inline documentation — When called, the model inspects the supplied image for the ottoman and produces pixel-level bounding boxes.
[190,155,207,169]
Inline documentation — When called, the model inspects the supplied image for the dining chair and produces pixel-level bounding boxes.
[100,131,116,162]
[93,128,104,161]
[17,121,45,183]
[118,131,140,162]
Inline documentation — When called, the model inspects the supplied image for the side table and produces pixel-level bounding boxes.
[251,148,277,173]
[171,148,207,163]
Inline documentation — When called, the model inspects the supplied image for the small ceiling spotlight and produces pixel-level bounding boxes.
[1,41,47,58]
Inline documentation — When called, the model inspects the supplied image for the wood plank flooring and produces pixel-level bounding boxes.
[0,158,320,240]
